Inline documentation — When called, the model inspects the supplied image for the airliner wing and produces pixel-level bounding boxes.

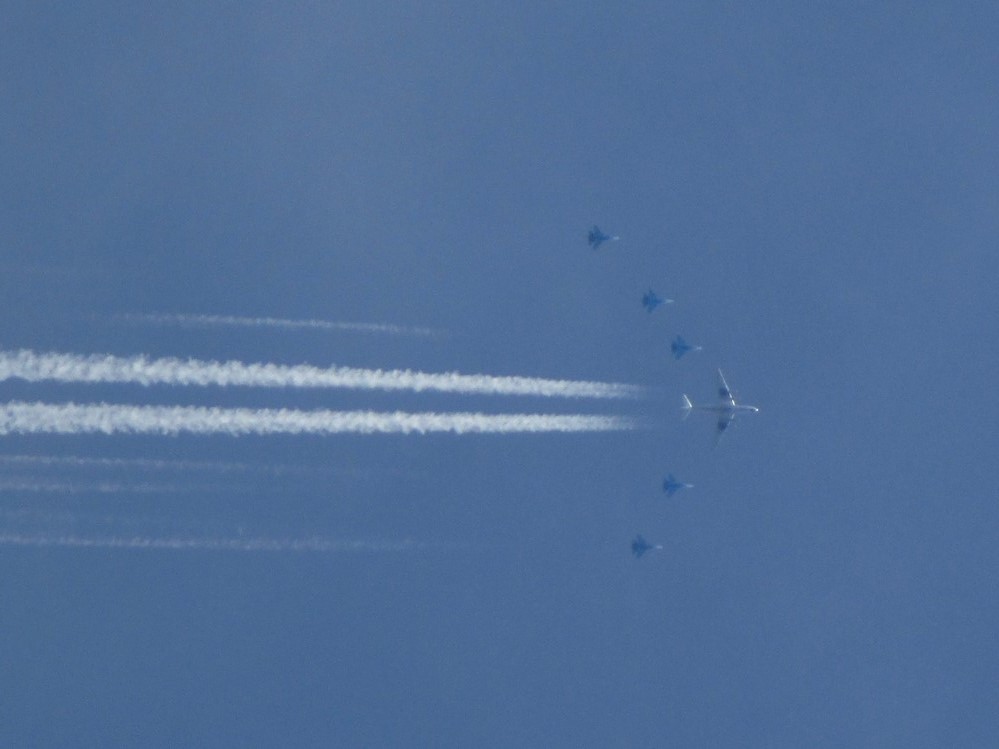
[717,369,736,406]
[715,412,735,444]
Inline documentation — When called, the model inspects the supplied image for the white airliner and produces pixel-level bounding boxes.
[682,369,759,442]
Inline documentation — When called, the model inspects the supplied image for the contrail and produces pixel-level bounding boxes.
[112,312,442,338]
[0,401,640,437]
[0,533,421,552]
[0,349,645,399]
[0,453,323,477]
[0,478,207,494]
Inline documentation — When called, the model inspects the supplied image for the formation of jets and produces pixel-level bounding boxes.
[586,225,759,558]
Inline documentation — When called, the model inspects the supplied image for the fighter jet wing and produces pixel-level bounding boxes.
[717,369,736,407]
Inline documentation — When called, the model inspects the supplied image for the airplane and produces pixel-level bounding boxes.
[662,473,693,497]
[588,225,619,249]
[670,335,702,360]
[642,290,673,313]
[682,369,759,443]
[631,535,663,558]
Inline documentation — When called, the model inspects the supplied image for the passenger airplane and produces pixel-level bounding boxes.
[682,369,759,443]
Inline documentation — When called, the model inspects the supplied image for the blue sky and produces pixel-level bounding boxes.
[2,2,998,746]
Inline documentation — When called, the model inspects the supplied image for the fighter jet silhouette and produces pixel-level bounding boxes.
[662,473,693,497]
[588,225,619,249]
[631,535,663,558]
[642,290,673,313]
[670,335,702,360]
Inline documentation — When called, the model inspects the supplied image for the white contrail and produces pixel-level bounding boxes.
[0,401,640,437]
[113,312,442,338]
[0,349,644,399]
[0,453,322,477]
[0,478,206,494]
[0,533,421,552]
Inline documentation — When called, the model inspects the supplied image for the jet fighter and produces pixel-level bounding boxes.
[588,225,619,249]
[642,290,673,313]
[670,335,702,360]
[662,473,693,497]
[631,535,663,558]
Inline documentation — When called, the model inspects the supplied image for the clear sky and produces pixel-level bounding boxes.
[2,2,997,746]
